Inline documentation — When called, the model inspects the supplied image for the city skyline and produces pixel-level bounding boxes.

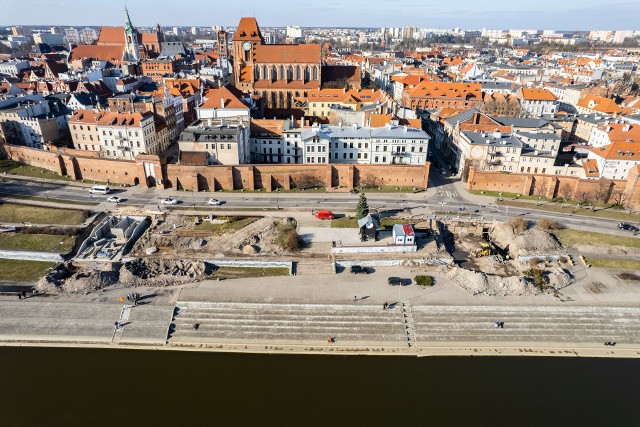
[1,0,639,30]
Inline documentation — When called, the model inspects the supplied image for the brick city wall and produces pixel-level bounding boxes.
[2,144,430,192]
[467,167,640,209]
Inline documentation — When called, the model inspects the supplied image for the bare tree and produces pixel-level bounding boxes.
[296,174,323,190]
[557,185,573,208]
[360,173,380,189]
[574,191,593,212]
[609,188,628,207]
[592,180,612,211]
[534,181,548,206]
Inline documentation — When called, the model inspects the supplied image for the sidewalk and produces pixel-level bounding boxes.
[1,173,95,188]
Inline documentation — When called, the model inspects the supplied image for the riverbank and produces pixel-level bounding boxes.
[1,338,639,359]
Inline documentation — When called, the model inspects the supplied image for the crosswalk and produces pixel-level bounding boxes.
[439,190,459,198]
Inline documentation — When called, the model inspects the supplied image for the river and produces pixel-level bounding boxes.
[1,347,639,426]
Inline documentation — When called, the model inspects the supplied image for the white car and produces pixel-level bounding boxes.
[107,196,123,203]
[208,199,222,206]
[160,198,178,205]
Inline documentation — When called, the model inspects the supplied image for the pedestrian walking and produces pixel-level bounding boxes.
[21,291,26,299]
[382,303,386,310]
[354,296,357,301]
[18,293,22,300]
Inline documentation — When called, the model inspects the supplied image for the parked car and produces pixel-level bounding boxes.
[107,196,123,203]
[0,225,17,233]
[160,198,178,205]
[208,199,222,206]
[350,265,370,274]
[387,277,404,286]
[315,210,334,220]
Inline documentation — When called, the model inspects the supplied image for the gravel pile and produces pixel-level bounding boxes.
[444,266,541,296]
[491,223,560,258]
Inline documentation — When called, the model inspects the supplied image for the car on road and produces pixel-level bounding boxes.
[618,223,639,232]
[89,185,110,194]
[387,277,406,286]
[315,210,334,220]
[107,196,124,203]
[160,197,179,205]
[208,198,222,206]
[350,265,371,274]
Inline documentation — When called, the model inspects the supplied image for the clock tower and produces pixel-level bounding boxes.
[232,17,264,91]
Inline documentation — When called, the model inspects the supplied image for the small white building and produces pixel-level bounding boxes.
[392,224,415,246]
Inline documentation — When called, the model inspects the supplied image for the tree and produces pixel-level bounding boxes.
[360,173,379,189]
[355,193,370,220]
[296,174,323,190]
[592,180,611,211]
[557,185,573,208]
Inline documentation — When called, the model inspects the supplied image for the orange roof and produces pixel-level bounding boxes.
[407,82,482,100]
[582,159,600,177]
[369,114,393,128]
[596,123,640,144]
[162,78,201,97]
[97,27,125,45]
[201,84,248,110]
[232,17,263,42]
[141,33,159,44]
[69,110,104,125]
[71,44,124,62]
[592,141,640,161]
[577,96,626,115]
[253,44,320,64]
[95,111,153,127]
[518,88,557,101]
[394,74,427,87]
[251,119,287,137]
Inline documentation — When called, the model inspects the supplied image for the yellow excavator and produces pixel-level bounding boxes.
[473,242,494,257]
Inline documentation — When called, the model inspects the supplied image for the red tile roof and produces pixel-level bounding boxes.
[253,44,321,64]
[232,17,264,42]
[200,84,248,110]
[518,88,558,101]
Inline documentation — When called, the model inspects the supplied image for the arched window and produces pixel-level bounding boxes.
[279,65,285,80]
[304,67,310,81]
[254,65,260,80]
[296,66,302,80]
[262,65,268,80]
[288,66,293,81]
[272,65,277,81]
[312,66,318,80]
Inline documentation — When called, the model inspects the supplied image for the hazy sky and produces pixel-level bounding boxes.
[1,0,639,30]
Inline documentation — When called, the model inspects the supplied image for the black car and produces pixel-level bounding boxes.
[618,223,639,232]
[387,277,404,286]
[350,265,370,274]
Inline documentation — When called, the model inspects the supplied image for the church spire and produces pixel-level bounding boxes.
[124,6,134,32]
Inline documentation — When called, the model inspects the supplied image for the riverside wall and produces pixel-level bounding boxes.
[1,144,430,192]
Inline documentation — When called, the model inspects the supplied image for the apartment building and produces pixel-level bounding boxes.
[587,142,640,180]
[0,96,68,148]
[516,88,558,117]
[283,123,430,165]
[588,122,640,148]
[177,117,250,165]
[69,110,169,159]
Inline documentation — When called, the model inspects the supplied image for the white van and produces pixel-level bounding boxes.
[89,185,111,194]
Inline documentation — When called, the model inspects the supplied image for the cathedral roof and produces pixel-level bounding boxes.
[233,17,264,42]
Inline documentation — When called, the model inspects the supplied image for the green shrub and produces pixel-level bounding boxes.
[415,275,433,287]
[525,268,546,290]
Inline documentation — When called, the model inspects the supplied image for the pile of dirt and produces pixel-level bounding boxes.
[37,262,120,294]
[120,258,210,287]
[443,266,540,296]
[546,268,573,290]
[491,223,560,258]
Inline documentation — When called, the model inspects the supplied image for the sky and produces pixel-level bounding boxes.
[1,0,639,30]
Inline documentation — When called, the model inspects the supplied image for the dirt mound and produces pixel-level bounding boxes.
[37,262,120,294]
[546,268,573,290]
[120,258,210,287]
[491,223,560,257]
[444,266,540,296]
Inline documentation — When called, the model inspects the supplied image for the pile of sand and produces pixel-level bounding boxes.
[546,268,573,290]
[444,266,540,296]
[491,223,560,258]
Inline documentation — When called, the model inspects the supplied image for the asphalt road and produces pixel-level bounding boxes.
[1,176,638,237]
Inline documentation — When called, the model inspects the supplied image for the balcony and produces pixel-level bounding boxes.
[487,159,501,166]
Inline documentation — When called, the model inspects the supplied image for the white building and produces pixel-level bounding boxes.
[33,32,64,45]
[64,28,80,44]
[286,26,303,39]
[283,123,430,165]
[0,60,30,78]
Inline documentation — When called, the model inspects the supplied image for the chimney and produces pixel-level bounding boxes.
[220,97,225,108]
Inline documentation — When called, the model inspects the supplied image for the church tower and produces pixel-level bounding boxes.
[123,7,140,61]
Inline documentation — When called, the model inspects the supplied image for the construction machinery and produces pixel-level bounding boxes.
[473,242,494,257]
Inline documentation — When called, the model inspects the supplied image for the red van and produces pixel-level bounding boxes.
[316,210,335,220]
